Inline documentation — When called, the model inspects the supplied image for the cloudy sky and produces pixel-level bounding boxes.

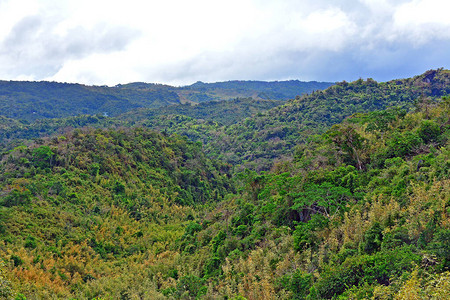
[0,0,449,86]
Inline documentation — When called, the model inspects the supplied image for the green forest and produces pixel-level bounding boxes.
[0,69,449,299]
[0,80,330,122]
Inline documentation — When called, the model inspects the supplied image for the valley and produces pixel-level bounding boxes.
[0,70,449,299]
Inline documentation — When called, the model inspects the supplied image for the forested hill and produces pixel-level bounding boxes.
[168,68,450,170]
[118,98,284,126]
[0,98,284,148]
[1,69,449,171]
[117,80,334,103]
[177,80,334,102]
[1,96,448,299]
[0,127,234,298]
[0,81,181,121]
[165,96,449,299]
[0,69,448,299]
[0,79,332,122]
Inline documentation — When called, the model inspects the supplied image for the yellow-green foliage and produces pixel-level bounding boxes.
[0,88,449,298]
[0,127,232,298]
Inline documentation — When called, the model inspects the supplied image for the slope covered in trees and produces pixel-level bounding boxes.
[0,70,449,299]
[2,69,448,171]
[1,95,448,299]
[0,115,122,150]
[0,128,233,298]
[129,69,450,171]
[0,80,331,122]
[117,80,333,103]
[177,80,334,102]
[162,96,450,299]
[118,98,284,126]
[0,98,283,150]
[0,81,181,121]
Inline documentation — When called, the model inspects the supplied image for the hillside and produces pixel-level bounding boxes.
[176,80,334,102]
[0,95,448,299]
[0,69,449,299]
[0,115,123,150]
[141,69,450,171]
[0,80,332,123]
[118,98,284,126]
[0,81,181,121]
[2,70,449,172]
[0,127,233,298]
[117,80,334,103]
[0,98,283,149]
[166,96,449,299]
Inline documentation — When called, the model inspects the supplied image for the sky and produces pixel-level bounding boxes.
[0,0,450,86]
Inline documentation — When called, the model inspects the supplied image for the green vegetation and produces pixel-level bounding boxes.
[0,79,330,122]
[4,69,449,171]
[0,114,123,150]
[179,80,334,102]
[132,69,450,171]
[119,80,334,102]
[0,70,449,299]
[0,98,282,151]
[0,81,181,121]
[119,98,284,126]
[165,95,449,299]
[0,128,232,298]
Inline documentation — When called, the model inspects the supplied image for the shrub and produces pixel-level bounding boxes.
[2,189,32,207]
[361,222,383,254]
[417,120,441,143]
[278,270,313,299]
[24,236,37,249]
[11,255,23,267]
[32,145,55,169]
[386,132,422,158]
[313,246,421,299]
[175,275,206,299]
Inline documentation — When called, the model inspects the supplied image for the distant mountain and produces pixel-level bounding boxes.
[178,80,334,102]
[0,81,181,122]
[118,98,285,126]
[119,80,334,102]
[131,69,450,170]
[2,70,449,169]
[0,79,333,122]
[0,98,283,147]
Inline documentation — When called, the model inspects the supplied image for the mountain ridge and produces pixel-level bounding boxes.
[0,79,333,122]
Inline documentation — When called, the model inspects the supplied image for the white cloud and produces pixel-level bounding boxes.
[1,0,450,85]
[395,0,450,26]
[0,0,39,39]
[286,8,357,51]
[393,0,450,44]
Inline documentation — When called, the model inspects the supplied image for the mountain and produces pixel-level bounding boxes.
[118,98,285,126]
[176,80,334,102]
[0,81,180,121]
[117,80,334,103]
[0,79,333,122]
[0,94,448,299]
[166,96,449,299]
[149,69,450,171]
[0,98,283,149]
[2,69,449,172]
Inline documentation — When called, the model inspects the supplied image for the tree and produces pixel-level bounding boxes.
[32,145,55,169]
[327,125,365,170]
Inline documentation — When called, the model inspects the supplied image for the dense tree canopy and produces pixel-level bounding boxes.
[0,70,449,299]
